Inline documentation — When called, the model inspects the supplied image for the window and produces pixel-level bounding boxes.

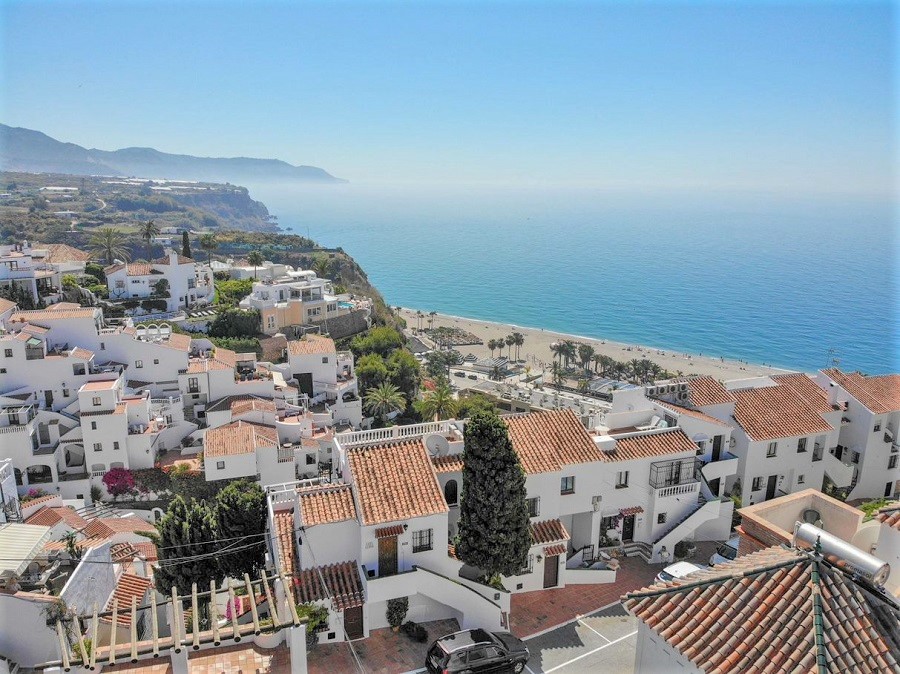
[267,316,275,329]
[890,455,898,470]
[520,554,534,574]
[100,342,105,350]
[797,438,807,453]
[3,349,11,357]
[600,515,618,530]
[797,474,805,484]
[306,454,316,465]
[62,388,69,397]
[0,368,6,374]
[135,360,143,368]
[93,442,102,452]
[188,377,199,393]
[616,471,629,488]
[444,479,458,506]
[412,528,433,553]
[153,359,159,365]
[752,477,763,491]
[216,461,225,470]
[766,442,777,457]
[322,357,329,364]
[852,451,861,464]
[113,441,120,450]
[92,397,101,406]
[91,421,97,430]
[657,513,668,524]
[875,422,882,432]
[526,497,540,517]
[561,476,575,494]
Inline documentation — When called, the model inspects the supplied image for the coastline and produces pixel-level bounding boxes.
[398,307,795,381]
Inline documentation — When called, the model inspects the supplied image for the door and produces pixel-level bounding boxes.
[543,555,559,588]
[886,482,894,498]
[378,536,398,577]
[622,514,635,541]
[44,390,53,408]
[343,605,363,640]
[712,435,723,461]
[295,372,314,397]
[708,478,721,497]
[765,475,777,500]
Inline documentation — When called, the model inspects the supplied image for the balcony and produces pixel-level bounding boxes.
[58,470,88,482]
[649,458,701,490]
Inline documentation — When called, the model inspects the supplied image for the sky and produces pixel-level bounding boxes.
[0,1,895,194]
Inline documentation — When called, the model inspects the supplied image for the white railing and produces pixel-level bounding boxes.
[338,421,458,447]
[277,449,294,463]
[0,459,13,482]
[656,482,700,498]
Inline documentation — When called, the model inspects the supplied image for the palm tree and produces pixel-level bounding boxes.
[550,342,564,365]
[246,250,264,279]
[364,382,407,423]
[487,339,497,357]
[628,358,642,384]
[591,353,603,374]
[551,362,565,389]
[89,227,131,265]
[578,344,595,373]
[199,233,218,265]
[428,311,437,331]
[505,335,515,361]
[418,380,457,421]
[560,341,577,369]
[139,220,160,260]
[416,310,424,331]
[512,332,525,361]
[312,254,331,279]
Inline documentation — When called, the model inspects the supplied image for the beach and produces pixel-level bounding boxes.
[398,308,793,381]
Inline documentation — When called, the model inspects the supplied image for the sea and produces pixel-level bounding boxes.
[244,183,898,375]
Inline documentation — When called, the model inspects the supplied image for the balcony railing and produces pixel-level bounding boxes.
[649,458,701,490]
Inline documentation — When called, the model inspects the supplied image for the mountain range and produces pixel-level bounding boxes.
[0,124,345,184]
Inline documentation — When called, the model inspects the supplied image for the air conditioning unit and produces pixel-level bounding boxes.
[679,383,688,392]
[677,391,689,401]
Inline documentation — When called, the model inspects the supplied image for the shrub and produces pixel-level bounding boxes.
[673,540,695,559]
[22,488,48,503]
[62,275,79,290]
[402,621,428,643]
[208,308,260,338]
[90,485,103,504]
[102,467,136,499]
[386,597,408,630]
[141,298,168,313]
[88,284,108,298]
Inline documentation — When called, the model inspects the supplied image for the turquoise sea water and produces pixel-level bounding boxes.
[245,184,898,374]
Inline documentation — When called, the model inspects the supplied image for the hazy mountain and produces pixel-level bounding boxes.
[0,124,345,183]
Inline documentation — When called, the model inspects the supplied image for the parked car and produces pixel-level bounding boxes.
[467,374,478,380]
[454,371,466,378]
[709,536,740,566]
[655,561,704,584]
[426,628,530,673]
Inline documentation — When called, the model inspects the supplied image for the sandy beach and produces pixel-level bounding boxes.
[399,308,793,381]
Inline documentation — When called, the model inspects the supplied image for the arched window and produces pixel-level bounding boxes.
[14,468,22,485]
[444,479,458,506]
[26,465,53,484]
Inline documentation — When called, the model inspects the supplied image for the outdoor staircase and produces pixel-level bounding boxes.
[623,541,653,562]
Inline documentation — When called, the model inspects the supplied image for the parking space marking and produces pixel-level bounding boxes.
[542,629,638,673]
[577,618,611,643]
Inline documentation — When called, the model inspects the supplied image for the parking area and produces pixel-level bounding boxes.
[523,603,638,674]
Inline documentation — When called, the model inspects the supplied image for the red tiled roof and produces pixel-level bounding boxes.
[208,394,277,416]
[294,561,364,611]
[347,440,448,525]
[34,243,91,263]
[732,386,833,441]
[620,506,644,516]
[151,254,194,265]
[11,308,98,321]
[25,506,88,529]
[505,410,603,474]
[374,525,405,539]
[102,573,152,626]
[70,347,94,360]
[606,428,698,461]
[125,263,159,276]
[110,542,139,563]
[877,504,900,531]
[20,494,60,509]
[273,511,296,578]
[543,544,567,557]
[298,484,357,526]
[653,400,731,427]
[686,376,735,407]
[204,420,278,457]
[431,454,464,473]
[82,516,156,539]
[0,298,16,313]
[624,546,900,673]
[286,335,336,357]
[771,373,834,414]
[823,368,900,415]
[530,519,569,545]
[133,541,159,562]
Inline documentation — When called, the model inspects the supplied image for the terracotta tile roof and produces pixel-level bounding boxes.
[104,263,126,275]
[605,428,698,461]
[543,544,567,557]
[48,302,83,311]
[25,506,88,529]
[771,373,834,414]
[157,332,191,352]
[431,454,464,473]
[125,263,160,276]
[732,385,833,442]
[0,298,15,313]
[82,516,156,539]
[530,519,569,545]
[624,546,900,674]
[21,494,60,509]
[680,376,735,407]
[653,400,731,427]
[132,541,158,561]
[505,410,603,474]
[272,510,296,577]
[204,420,277,457]
[298,484,357,526]
[11,308,97,321]
[151,254,194,265]
[347,440,448,525]
[20,323,50,335]
[286,335,336,357]
[620,506,644,516]
[69,347,94,360]
[102,573,152,626]
[823,368,900,415]
[35,243,91,263]
[212,347,238,367]
[294,561,364,610]
[374,524,405,539]
[877,504,900,532]
[81,379,117,391]
[110,542,139,563]
[44,535,108,553]
[207,394,277,416]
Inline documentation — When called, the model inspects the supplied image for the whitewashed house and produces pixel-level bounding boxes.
[105,250,213,315]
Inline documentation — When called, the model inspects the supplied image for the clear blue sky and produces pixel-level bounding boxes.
[0,1,895,194]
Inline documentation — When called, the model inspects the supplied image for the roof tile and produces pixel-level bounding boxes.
[505,409,603,474]
[732,386,833,441]
[298,484,357,527]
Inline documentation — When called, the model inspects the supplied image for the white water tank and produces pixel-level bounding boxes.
[793,522,890,585]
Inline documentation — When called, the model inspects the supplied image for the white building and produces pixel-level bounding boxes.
[0,243,62,305]
[876,504,900,597]
[105,250,213,315]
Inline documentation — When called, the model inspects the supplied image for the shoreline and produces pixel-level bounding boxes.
[398,307,795,381]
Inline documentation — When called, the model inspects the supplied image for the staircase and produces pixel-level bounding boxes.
[623,540,653,562]
[649,497,723,564]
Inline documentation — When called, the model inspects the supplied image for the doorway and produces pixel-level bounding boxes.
[377,536,398,577]
[622,515,635,541]
[766,475,777,501]
[344,605,363,640]
[543,555,559,588]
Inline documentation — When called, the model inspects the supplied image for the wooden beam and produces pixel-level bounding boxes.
[90,603,99,670]
[244,573,260,635]
[191,582,200,650]
[75,608,90,669]
[262,572,281,628]
[151,591,160,658]
[109,599,118,665]
[210,580,221,645]
[130,596,138,663]
[172,588,183,653]
[55,619,71,672]
[227,580,240,642]
[279,568,301,627]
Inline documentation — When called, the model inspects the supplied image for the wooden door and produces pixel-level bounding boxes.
[543,555,559,588]
[622,515,635,541]
[378,536,398,577]
[766,475,777,500]
[343,605,363,640]
[712,435,723,461]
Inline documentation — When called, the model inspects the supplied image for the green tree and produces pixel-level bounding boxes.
[89,227,131,265]
[199,233,218,265]
[456,411,530,580]
[350,326,404,358]
[364,382,407,423]
[312,253,332,279]
[512,332,525,361]
[0,283,42,310]
[356,353,389,392]
[455,393,496,418]
[416,379,457,421]
[208,308,261,338]
[505,335,515,360]
[181,231,192,259]
[387,349,421,402]
[139,220,160,260]
[152,496,223,595]
[246,250,264,279]
[215,480,267,579]
[578,343,595,373]
[61,531,83,561]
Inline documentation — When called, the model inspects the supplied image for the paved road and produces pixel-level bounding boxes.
[523,603,637,674]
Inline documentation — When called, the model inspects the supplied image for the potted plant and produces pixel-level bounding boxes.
[386,597,408,632]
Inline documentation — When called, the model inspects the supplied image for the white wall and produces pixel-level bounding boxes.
[876,525,900,596]
[0,593,62,667]
[633,621,703,674]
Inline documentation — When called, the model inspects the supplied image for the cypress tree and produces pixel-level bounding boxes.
[182,231,192,259]
[456,410,531,579]
[153,496,222,595]
[215,480,267,579]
